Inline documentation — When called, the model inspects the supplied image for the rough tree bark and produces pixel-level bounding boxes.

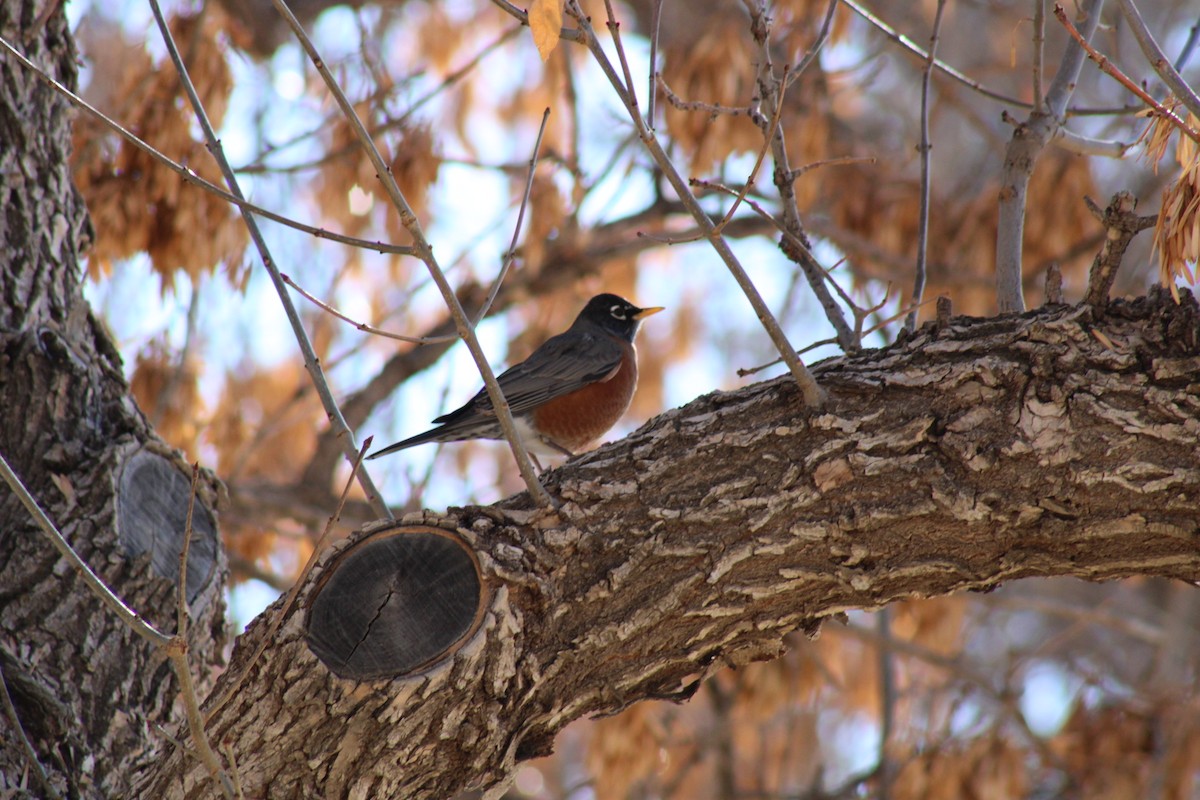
[142,289,1200,799]
[0,2,226,797]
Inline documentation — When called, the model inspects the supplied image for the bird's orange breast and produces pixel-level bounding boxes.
[530,345,639,452]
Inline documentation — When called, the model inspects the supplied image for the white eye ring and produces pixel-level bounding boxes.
[610,305,627,319]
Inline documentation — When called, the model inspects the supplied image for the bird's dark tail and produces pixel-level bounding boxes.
[365,428,451,460]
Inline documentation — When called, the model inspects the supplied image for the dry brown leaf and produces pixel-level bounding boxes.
[529,0,563,61]
[1151,116,1200,293]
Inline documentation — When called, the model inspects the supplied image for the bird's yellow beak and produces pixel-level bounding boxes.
[634,306,665,320]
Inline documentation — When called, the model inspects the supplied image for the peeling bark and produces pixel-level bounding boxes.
[144,289,1200,799]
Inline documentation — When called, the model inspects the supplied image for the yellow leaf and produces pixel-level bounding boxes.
[529,0,562,61]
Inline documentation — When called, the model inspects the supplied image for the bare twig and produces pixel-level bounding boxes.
[0,453,171,647]
[1033,0,1046,110]
[169,465,235,798]
[147,0,394,518]
[907,0,948,333]
[1174,17,1200,72]
[1054,127,1132,157]
[657,75,753,117]
[0,35,416,258]
[995,0,1104,313]
[790,0,840,82]
[272,0,553,507]
[1116,0,1200,122]
[282,274,457,344]
[476,107,552,327]
[601,0,639,112]
[647,0,663,127]
[787,155,877,181]
[841,0,1032,109]
[1056,4,1200,144]
[1082,192,1157,305]
[736,290,934,378]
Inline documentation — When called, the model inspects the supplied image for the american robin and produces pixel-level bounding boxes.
[367,293,664,463]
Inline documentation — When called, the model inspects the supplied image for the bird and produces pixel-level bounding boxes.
[367,293,664,464]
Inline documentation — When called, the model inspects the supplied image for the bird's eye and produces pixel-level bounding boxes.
[610,305,627,319]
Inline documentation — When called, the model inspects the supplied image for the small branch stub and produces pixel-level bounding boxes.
[305,525,487,680]
[1083,191,1157,306]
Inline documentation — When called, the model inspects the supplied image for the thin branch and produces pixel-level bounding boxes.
[271,0,553,507]
[907,0,948,333]
[1056,4,1200,143]
[0,452,171,647]
[563,0,824,407]
[0,35,414,258]
[737,287,930,378]
[787,155,878,180]
[790,0,840,82]
[995,0,1104,313]
[1115,0,1200,122]
[657,75,753,117]
[1173,16,1200,72]
[1053,127,1132,157]
[168,465,235,798]
[601,0,639,113]
[841,0,1032,109]
[1033,0,1046,110]
[475,107,551,327]
[647,0,663,127]
[147,0,392,519]
[282,273,457,344]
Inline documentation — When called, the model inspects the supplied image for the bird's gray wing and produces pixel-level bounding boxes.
[438,331,623,422]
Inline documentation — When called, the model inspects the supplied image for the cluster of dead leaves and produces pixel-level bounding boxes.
[1143,108,1200,296]
[72,10,248,290]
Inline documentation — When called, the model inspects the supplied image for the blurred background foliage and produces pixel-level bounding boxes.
[67,0,1200,796]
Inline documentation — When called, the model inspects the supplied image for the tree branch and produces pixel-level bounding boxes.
[995,0,1105,312]
[142,288,1200,798]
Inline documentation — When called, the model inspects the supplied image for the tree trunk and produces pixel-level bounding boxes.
[143,289,1200,799]
[0,2,226,797]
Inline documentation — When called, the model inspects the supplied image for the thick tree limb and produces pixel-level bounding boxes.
[140,288,1200,799]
